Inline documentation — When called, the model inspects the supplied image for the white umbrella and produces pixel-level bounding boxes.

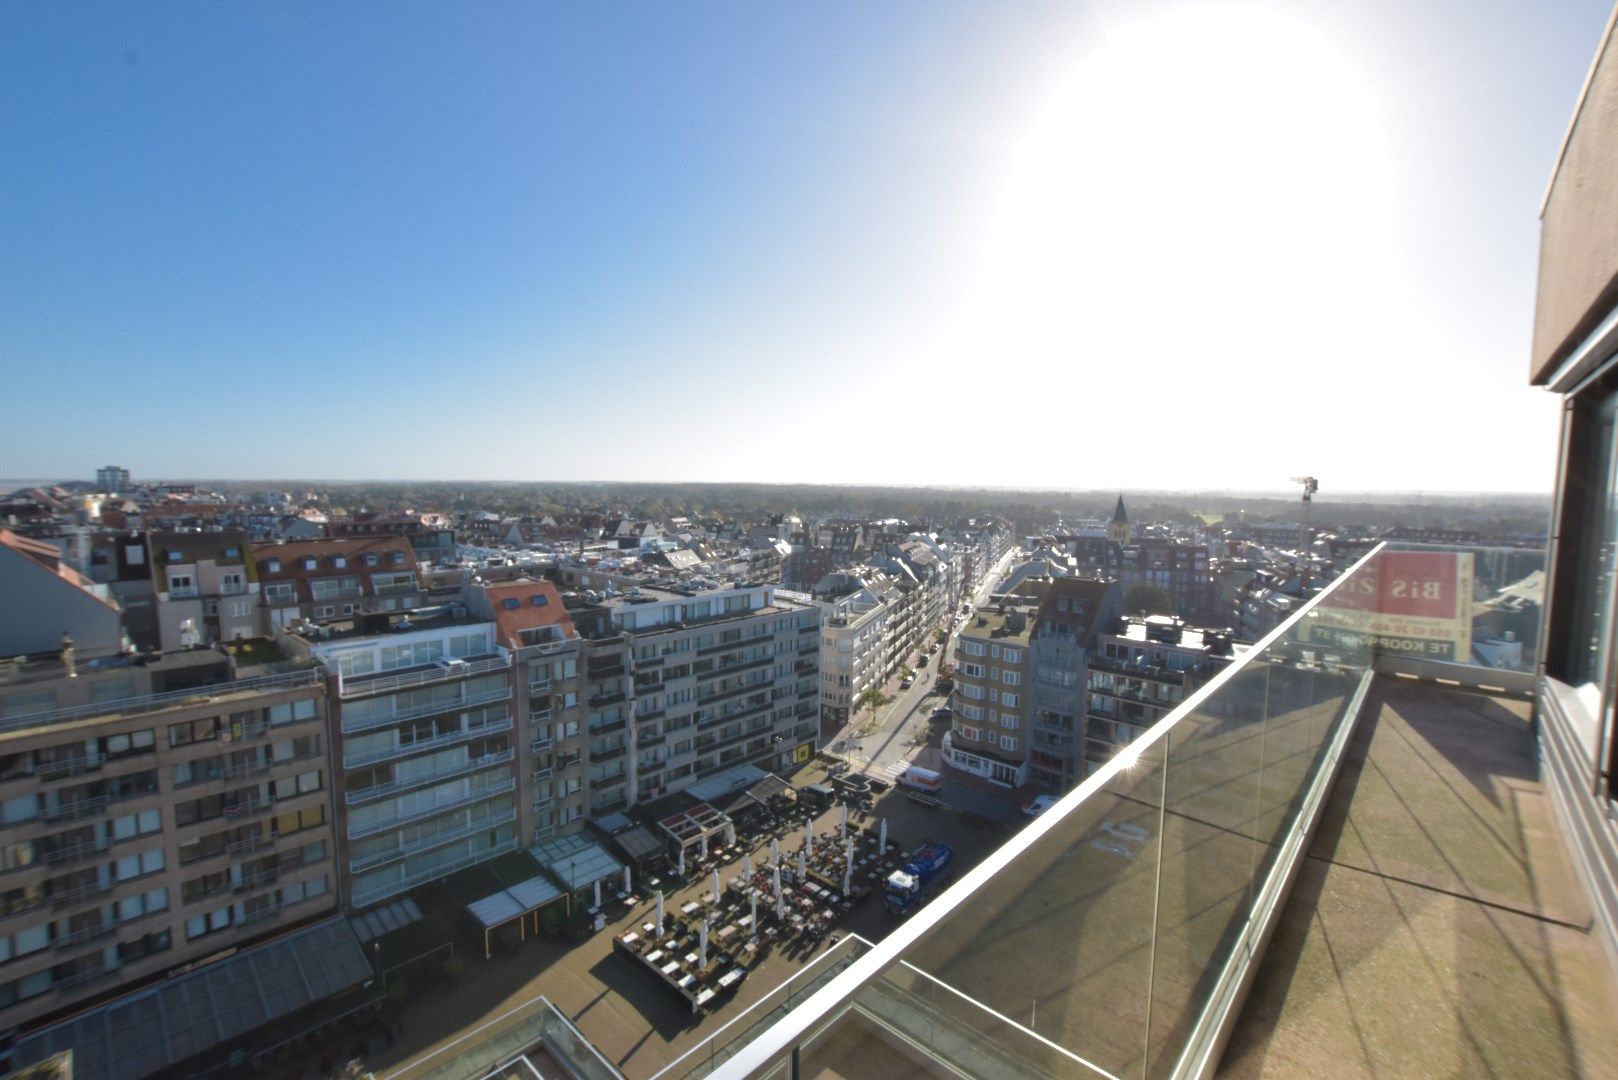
[749,891,758,936]
[840,801,848,837]
[775,873,786,921]
[843,866,852,896]
[623,866,632,894]
[845,836,854,876]
[699,833,708,859]
[797,849,806,878]
[699,918,709,971]
[711,868,722,904]
[678,845,686,878]
[770,838,780,866]
[593,878,601,910]
[804,820,813,856]
[725,821,736,848]
[655,891,665,937]
[879,817,887,855]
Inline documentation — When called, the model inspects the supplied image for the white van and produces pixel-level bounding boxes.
[898,766,944,793]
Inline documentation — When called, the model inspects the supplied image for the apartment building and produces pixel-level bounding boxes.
[291,614,517,908]
[1084,614,1233,774]
[0,652,333,1035]
[944,602,1035,787]
[147,529,259,650]
[325,510,455,565]
[814,585,889,728]
[1029,578,1122,790]
[566,582,820,811]
[92,466,130,495]
[467,580,589,845]
[254,537,424,630]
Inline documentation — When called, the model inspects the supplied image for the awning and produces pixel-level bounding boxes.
[14,917,373,1080]
[528,833,626,891]
[657,802,731,850]
[683,763,767,803]
[607,823,667,867]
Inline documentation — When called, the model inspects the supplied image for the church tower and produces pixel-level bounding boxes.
[1108,494,1131,545]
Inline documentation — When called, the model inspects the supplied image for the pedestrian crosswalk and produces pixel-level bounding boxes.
[880,759,910,778]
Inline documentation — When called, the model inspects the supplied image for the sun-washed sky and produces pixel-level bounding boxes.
[2,1,1611,491]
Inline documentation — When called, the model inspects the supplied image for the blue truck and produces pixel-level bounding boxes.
[884,842,955,915]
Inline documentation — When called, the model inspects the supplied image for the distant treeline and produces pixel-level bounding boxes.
[209,480,1551,539]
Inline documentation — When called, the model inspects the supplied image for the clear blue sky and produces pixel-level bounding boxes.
[2,1,1611,491]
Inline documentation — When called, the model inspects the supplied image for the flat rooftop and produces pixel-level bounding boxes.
[1220,677,1618,1078]
[958,606,1034,645]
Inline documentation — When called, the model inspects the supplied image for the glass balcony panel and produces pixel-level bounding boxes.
[903,736,1165,1078]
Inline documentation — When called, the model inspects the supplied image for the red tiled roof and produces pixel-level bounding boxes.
[484,580,576,649]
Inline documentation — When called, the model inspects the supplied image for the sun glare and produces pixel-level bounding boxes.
[939,2,1399,480]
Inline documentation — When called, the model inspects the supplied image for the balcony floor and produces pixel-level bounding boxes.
[1221,676,1618,1079]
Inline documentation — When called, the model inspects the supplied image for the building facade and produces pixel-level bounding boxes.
[0,658,334,1034]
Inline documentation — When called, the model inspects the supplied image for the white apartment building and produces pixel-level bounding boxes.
[814,587,889,727]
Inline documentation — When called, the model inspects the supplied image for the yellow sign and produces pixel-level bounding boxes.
[794,742,812,764]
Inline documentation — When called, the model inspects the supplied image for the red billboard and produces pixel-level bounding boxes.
[1315,550,1475,662]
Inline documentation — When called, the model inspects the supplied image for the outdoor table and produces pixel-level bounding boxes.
[739,914,754,928]
[718,924,738,941]
[696,988,717,1008]
[661,961,680,976]
[677,974,696,989]
[621,932,640,947]
[718,969,743,989]
[685,952,699,966]
[681,901,701,916]
[642,922,656,934]
[646,949,665,964]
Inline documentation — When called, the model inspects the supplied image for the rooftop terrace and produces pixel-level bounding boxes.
[1220,677,1618,1078]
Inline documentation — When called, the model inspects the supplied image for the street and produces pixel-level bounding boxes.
[830,545,1022,783]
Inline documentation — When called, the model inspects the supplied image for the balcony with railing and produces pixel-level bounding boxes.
[349,806,518,876]
[336,652,512,699]
[346,774,517,840]
[349,832,519,908]
[678,543,1618,1080]
[340,713,513,770]
[340,685,513,734]
[0,668,323,735]
[344,749,515,806]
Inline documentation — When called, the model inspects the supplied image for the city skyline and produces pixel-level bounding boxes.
[3,1,1611,491]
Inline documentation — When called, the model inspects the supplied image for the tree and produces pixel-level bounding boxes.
[1124,583,1173,617]
[858,688,888,713]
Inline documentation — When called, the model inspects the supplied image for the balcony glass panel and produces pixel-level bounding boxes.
[700,546,1382,1079]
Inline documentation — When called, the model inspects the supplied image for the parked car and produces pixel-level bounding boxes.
[1022,794,1059,817]
[900,676,914,689]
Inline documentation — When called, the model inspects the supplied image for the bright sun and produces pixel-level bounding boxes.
[949,2,1399,454]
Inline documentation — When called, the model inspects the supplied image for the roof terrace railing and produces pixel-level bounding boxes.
[704,544,1386,1080]
[0,668,323,734]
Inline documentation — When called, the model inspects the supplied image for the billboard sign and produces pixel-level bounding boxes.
[1312,550,1474,662]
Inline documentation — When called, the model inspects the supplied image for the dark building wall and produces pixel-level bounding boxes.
[1533,15,1618,382]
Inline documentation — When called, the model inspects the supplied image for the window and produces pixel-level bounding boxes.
[391,551,406,565]
[1002,671,1022,687]
[1001,692,1020,708]
[1002,647,1022,664]
[365,553,379,566]
[999,733,1017,751]
[169,717,219,747]
[266,558,281,573]
[303,557,317,570]
[333,556,347,569]
[1001,713,1019,730]
[268,698,317,726]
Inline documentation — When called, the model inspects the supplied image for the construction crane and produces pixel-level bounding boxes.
[1291,476,1319,503]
